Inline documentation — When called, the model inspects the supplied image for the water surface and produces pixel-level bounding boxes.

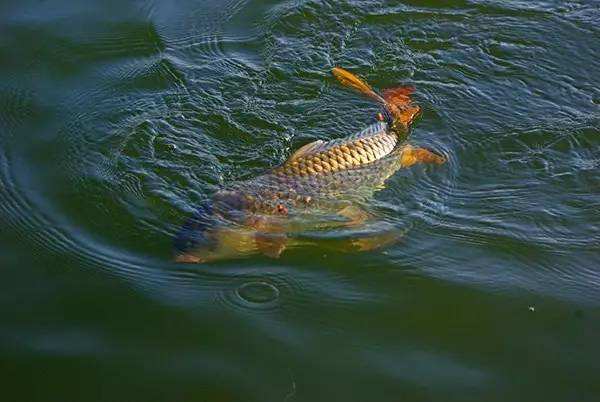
[1,0,599,401]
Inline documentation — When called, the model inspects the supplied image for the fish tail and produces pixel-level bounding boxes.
[382,85,421,127]
[331,67,386,104]
[332,67,420,127]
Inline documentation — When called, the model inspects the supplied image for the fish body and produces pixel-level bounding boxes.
[174,68,445,263]
[215,122,398,215]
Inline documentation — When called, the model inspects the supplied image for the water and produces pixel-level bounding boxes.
[1,0,599,400]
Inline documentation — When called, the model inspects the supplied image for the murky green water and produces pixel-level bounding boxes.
[1,0,599,401]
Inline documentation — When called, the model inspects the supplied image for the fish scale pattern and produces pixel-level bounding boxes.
[222,146,409,215]
[214,122,410,217]
[275,122,398,176]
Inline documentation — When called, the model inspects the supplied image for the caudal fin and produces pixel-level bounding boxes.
[331,67,386,104]
[382,86,415,108]
[332,67,420,128]
[382,86,421,127]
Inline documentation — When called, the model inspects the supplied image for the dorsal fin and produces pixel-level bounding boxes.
[286,140,325,162]
[332,67,386,104]
[382,86,414,108]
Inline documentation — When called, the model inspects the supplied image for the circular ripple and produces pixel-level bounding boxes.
[236,281,280,305]
[1,0,599,310]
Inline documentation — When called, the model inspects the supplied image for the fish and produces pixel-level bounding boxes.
[174,67,446,263]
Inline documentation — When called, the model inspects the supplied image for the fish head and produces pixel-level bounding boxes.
[173,201,217,262]
[173,191,256,263]
[174,223,260,263]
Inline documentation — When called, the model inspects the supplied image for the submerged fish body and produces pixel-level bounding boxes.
[174,68,445,263]
[176,126,445,263]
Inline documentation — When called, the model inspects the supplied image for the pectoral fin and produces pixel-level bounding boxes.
[400,145,446,167]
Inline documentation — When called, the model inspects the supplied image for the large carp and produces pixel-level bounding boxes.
[175,68,445,263]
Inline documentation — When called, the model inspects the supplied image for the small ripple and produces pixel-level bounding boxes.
[217,278,282,313]
[2,0,599,310]
[0,146,248,308]
[0,87,44,133]
[58,20,165,64]
[237,281,280,304]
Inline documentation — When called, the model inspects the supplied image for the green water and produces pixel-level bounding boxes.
[1,0,599,401]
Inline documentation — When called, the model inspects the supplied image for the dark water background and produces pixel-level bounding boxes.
[1,0,599,401]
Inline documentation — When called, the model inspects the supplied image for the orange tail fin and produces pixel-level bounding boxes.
[332,67,420,128]
[331,67,386,104]
[382,86,421,127]
[382,86,415,108]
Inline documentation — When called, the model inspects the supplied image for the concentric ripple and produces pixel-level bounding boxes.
[237,281,280,304]
[2,1,600,400]
[1,0,600,307]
